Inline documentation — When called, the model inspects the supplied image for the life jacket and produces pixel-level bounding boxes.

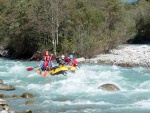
[44,55,50,61]
[44,55,54,61]
[65,57,70,63]
[69,59,78,67]
[44,61,49,68]
[50,55,54,61]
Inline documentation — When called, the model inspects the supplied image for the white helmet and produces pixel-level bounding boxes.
[61,54,65,59]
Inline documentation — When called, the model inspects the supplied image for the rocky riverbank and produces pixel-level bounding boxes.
[1,44,150,67]
[77,44,150,67]
[0,79,35,113]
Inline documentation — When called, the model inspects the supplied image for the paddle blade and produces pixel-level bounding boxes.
[43,72,48,77]
[27,67,34,71]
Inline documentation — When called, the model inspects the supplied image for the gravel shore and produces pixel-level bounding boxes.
[78,44,150,67]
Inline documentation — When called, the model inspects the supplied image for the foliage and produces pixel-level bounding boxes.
[128,0,150,43]
[0,0,149,59]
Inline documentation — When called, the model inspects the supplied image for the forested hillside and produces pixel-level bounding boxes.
[0,0,149,59]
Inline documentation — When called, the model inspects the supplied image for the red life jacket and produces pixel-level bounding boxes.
[50,55,54,61]
[65,57,70,63]
[44,61,49,68]
[44,55,49,60]
[44,55,54,61]
[69,59,78,67]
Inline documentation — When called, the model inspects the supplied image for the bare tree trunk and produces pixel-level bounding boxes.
[51,0,57,55]
[56,1,59,45]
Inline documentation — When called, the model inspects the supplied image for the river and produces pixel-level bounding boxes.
[0,57,150,113]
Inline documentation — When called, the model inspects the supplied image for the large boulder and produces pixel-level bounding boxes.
[98,83,120,92]
[0,84,15,91]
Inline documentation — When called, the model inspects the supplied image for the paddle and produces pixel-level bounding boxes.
[43,71,48,77]
[26,66,38,71]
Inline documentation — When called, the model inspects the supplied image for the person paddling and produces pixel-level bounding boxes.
[66,54,78,67]
[39,50,54,71]
[56,54,67,66]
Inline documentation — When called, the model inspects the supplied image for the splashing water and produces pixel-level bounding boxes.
[0,58,150,113]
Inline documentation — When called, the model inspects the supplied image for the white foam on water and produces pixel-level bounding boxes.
[112,65,120,70]
[41,99,112,107]
[39,65,125,95]
[42,83,53,91]
[53,100,112,106]
[27,83,42,90]
[2,57,150,113]
[28,73,39,77]
[132,99,150,109]
[139,80,150,89]
[9,65,25,73]
[98,70,123,81]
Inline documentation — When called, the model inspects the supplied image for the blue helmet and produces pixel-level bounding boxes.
[69,54,73,59]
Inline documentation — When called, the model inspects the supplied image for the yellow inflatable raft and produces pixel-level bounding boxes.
[36,65,76,76]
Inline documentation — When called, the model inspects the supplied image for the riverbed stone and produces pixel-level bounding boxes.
[0,106,3,111]
[3,105,11,111]
[0,94,7,98]
[0,110,8,113]
[0,84,15,91]
[25,100,36,105]
[21,93,34,98]
[86,45,150,67]
[12,94,20,98]
[0,79,3,84]
[98,83,120,92]
[0,99,7,105]
[22,110,32,113]
[76,57,85,63]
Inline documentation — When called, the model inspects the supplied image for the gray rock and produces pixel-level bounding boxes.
[0,99,16,113]
[22,110,32,113]
[25,100,36,105]
[0,79,3,84]
[12,94,20,98]
[0,106,3,111]
[0,99,7,105]
[3,105,11,111]
[21,93,34,98]
[0,94,5,98]
[98,83,120,92]
[0,110,9,113]
[76,57,85,63]
[0,84,15,91]
[8,110,16,113]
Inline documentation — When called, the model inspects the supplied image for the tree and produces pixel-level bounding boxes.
[0,0,40,58]
[30,0,67,55]
[61,0,104,57]
[128,0,150,43]
[93,0,127,53]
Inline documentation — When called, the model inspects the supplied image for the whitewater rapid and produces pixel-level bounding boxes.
[0,58,150,113]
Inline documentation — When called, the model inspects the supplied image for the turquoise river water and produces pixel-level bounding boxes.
[0,57,150,113]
